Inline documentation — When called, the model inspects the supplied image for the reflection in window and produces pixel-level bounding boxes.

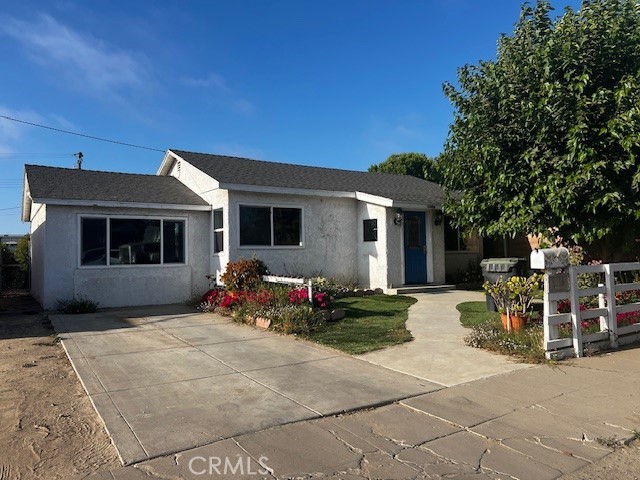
[444,216,479,252]
[363,219,377,242]
[81,218,106,265]
[239,206,271,246]
[164,220,185,263]
[239,205,302,247]
[407,216,421,248]
[112,219,161,264]
[213,208,224,253]
[79,217,186,266]
[274,208,301,246]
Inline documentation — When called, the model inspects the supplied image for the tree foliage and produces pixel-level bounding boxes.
[440,0,640,245]
[369,152,443,184]
[15,235,30,271]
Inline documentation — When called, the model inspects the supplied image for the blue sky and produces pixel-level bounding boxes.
[0,0,581,234]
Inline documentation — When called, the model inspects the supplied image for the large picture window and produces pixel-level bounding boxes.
[80,216,186,266]
[239,205,302,247]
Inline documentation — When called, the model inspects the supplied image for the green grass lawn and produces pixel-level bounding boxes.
[306,294,416,354]
[457,301,501,328]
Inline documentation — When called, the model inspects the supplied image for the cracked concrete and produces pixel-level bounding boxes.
[72,347,640,480]
[62,299,640,479]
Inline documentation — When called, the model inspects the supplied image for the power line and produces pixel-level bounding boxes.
[0,206,20,210]
[0,115,165,153]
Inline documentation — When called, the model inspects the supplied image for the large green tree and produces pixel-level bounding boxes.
[440,0,640,246]
[369,152,443,183]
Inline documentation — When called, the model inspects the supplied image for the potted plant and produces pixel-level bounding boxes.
[483,277,510,330]
[484,274,541,332]
[505,274,541,331]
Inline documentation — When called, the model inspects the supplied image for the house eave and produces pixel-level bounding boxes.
[31,198,212,211]
[21,173,32,222]
[354,192,393,207]
[157,150,181,176]
[392,200,441,210]
[218,182,356,199]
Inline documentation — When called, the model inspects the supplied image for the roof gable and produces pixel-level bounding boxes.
[169,149,444,206]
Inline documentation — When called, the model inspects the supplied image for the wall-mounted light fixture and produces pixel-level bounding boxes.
[434,210,444,226]
[393,208,403,225]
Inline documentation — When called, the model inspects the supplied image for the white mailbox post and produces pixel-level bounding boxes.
[530,247,576,357]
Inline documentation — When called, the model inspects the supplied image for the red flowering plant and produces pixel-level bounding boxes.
[199,288,225,312]
[219,291,246,310]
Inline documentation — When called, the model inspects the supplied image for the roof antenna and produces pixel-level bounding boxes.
[74,151,83,170]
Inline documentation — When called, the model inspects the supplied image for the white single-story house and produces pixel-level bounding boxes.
[21,149,473,308]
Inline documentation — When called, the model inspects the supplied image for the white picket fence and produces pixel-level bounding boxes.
[544,262,640,359]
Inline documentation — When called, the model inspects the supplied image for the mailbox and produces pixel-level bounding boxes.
[530,247,570,270]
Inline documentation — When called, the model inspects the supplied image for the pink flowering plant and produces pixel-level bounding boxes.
[199,259,344,334]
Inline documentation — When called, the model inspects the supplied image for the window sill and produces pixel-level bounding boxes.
[238,245,304,250]
[78,263,188,269]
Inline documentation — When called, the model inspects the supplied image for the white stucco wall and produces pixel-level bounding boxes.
[386,208,404,288]
[29,203,46,306]
[168,158,228,278]
[227,191,358,283]
[35,205,210,309]
[356,202,388,290]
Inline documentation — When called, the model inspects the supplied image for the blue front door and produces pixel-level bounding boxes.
[404,211,427,284]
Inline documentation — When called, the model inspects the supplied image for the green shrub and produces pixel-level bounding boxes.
[220,256,268,292]
[55,297,99,314]
[464,319,545,363]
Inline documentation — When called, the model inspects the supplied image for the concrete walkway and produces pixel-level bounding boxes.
[51,305,440,465]
[57,297,640,479]
[74,348,640,480]
[361,290,531,386]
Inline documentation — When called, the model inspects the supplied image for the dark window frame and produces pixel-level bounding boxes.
[79,216,187,267]
[238,204,303,248]
[363,219,378,242]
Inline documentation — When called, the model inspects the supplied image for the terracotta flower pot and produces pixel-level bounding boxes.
[500,312,509,330]
[509,313,527,332]
[500,312,527,332]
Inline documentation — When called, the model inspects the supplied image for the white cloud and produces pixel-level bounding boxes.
[1,14,149,98]
[181,73,229,91]
[181,73,255,115]
[0,107,44,155]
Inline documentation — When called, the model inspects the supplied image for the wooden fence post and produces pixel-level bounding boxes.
[569,266,583,357]
[604,264,618,349]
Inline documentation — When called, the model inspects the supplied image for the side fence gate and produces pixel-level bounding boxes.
[534,249,640,359]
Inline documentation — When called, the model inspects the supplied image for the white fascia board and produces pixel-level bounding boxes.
[21,175,31,222]
[32,198,212,211]
[156,150,179,176]
[355,191,393,207]
[392,201,440,210]
[219,182,356,199]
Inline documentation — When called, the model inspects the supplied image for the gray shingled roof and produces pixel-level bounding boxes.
[24,165,209,206]
[171,149,445,205]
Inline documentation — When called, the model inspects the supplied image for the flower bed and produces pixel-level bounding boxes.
[199,258,350,335]
[556,292,640,336]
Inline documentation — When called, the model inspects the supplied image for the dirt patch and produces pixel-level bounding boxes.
[561,441,640,479]
[0,296,119,479]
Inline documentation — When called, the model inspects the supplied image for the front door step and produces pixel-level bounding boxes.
[388,284,456,295]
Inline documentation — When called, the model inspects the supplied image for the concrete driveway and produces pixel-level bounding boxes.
[51,305,441,465]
